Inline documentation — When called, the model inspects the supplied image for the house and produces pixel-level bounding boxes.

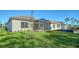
[7,16,65,32]
[33,18,50,31]
[7,16,50,32]
[49,21,65,30]
[7,16,35,32]
[64,25,73,30]
[71,27,79,33]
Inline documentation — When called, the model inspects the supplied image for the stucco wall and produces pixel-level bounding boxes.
[50,24,64,30]
[12,20,33,32]
[50,24,57,30]
[7,19,65,32]
[7,20,12,32]
[64,25,69,30]
[12,20,20,32]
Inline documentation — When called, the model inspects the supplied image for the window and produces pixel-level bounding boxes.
[53,24,55,28]
[40,23,44,27]
[39,23,44,30]
[21,22,28,28]
[57,24,60,28]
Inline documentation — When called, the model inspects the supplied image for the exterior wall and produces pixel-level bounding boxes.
[50,24,64,30]
[12,20,33,32]
[44,22,50,31]
[7,20,12,32]
[33,21,50,31]
[38,22,44,31]
[33,22,44,31]
[7,19,65,32]
[64,25,69,30]
[61,24,65,30]
[12,20,20,32]
[50,24,57,30]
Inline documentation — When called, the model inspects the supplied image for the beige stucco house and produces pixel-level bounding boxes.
[7,16,50,32]
[7,16,35,32]
[7,16,66,32]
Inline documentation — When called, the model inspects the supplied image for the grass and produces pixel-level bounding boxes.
[0,28,79,48]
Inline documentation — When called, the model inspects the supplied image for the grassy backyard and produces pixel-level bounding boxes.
[0,28,79,48]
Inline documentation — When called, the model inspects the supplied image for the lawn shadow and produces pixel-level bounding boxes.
[44,32,79,48]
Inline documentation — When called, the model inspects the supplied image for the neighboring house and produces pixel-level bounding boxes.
[49,21,65,30]
[64,25,72,30]
[7,16,35,32]
[7,16,66,32]
[71,27,79,33]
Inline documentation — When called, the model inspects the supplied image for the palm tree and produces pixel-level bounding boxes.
[76,20,79,25]
[70,18,75,27]
[71,18,79,27]
[64,18,70,25]
[75,20,79,28]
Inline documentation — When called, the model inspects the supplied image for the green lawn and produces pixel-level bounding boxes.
[0,28,79,48]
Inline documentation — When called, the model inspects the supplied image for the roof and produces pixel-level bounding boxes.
[48,21,64,24]
[33,18,50,22]
[33,19,64,25]
[7,16,35,24]
[7,16,64,25]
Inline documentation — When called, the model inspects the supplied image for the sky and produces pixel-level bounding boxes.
[0,10,79,24]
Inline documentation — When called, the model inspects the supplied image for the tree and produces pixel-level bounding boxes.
[70,18,79,27]
[76,20,79,25]
[70,18,75,27]
[64,18,70,25]
[64,17,79,29]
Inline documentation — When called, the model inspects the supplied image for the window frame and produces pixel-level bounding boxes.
[21,22,28,28]
[57,24,60,28]
[53,24,55,28]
